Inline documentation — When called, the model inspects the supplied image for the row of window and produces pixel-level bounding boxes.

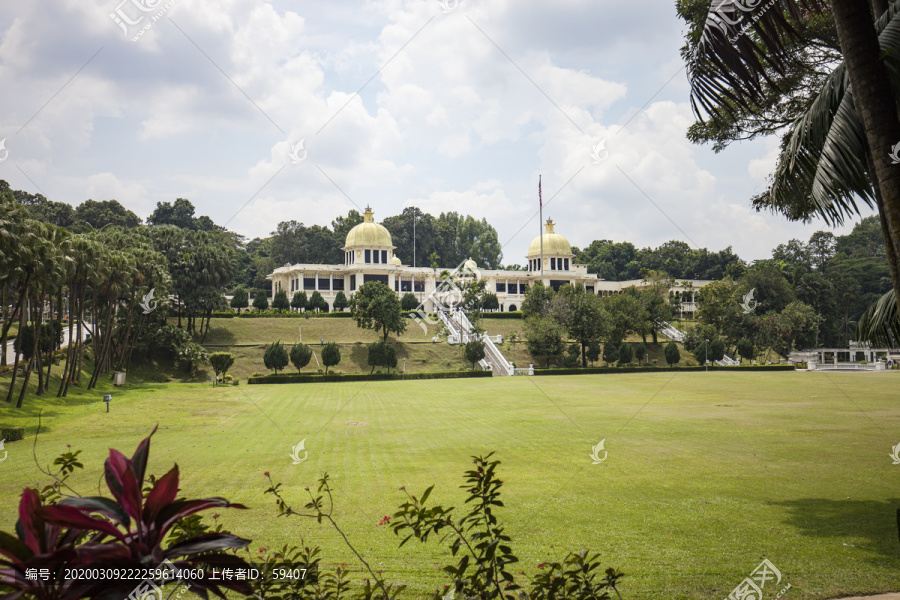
[395,279,426,292]
[494,283,527,294]
[528,257,570,271]
[343,249,391,265]
[289,277,346,292]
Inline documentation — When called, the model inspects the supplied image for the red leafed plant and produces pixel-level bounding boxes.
[0,426,256,600]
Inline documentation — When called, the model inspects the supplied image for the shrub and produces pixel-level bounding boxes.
[586,341,601,366]
[400,292,419,311]
[289,342,313,373]
[634,342,646,363]
[665,342,681,366]
[333,291,349,312]
[178,342,208,372]
[1,427,25,442]
[602,340,619,366]
[272,289,290,311]
[209,352,235,379]
[263,341,289,374]
[367,340,398,373]
[482,292,500,311]
[464,339,486,370]
[248,371,493,384]
[321,341,341,374]
[309,291,329,313]
[562,342,580,368]
[737,338,754,363]
[617,343,633,365]
[533,365,795,375]
[230,286,249,310]
[0,428,254,600]
[253,289,269,311]
[262,454,625,600]
[291,291,308,312]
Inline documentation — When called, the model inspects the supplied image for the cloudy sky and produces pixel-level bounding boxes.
[0,0,872,266]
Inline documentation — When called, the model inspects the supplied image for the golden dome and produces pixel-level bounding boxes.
[527,219,572,257]
[464,258,477,270]
[345,206,393,248]
[391,255,402,266]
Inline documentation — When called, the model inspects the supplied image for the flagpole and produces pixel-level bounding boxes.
[539,175,544,283]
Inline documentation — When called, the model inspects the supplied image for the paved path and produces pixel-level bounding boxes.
[3,325,91,364]
[835,594,900,600]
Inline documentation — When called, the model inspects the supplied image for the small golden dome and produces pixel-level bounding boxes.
[391,255,402,266]
[464,258,477,270]
[527,219,572,257]
[345,206,393,248]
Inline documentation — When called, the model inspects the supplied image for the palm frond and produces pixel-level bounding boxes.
[689,0,826,120]
[757,1,900,224]
[857,290,900,346]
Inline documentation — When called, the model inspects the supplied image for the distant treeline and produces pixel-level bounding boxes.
[3,181,890,331]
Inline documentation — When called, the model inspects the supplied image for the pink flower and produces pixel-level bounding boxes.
[377,515,392,526]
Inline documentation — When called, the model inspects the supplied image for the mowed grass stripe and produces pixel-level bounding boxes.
[2,372,900,599]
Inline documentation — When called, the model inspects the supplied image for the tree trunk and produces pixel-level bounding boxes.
[0,287,7,367]
[5,278,31,404]
[16,290,44,408]
[36,288,46,395]
[74,280,89,390]
[831,0,900,310]
[59,281,78,397]
[870,0,889,20]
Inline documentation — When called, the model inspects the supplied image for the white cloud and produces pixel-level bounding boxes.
[0,0,873,266]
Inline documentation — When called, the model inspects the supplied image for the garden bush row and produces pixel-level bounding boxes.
[203,310,354,319]
[533,364,796,375]
[1,427,25,442]
[248,370,493,384]
[481,311,524,319]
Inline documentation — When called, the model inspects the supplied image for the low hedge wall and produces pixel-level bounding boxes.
[237,311,352,318]
[249,370,493,384]
[1,427,25,442]
[534,365,796,375]
[482,311,524,319]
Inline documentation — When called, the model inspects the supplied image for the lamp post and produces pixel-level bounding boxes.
[705,338,709,371]
[103,394,111,413]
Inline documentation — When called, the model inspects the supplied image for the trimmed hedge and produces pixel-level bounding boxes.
[533,365,796,375]
[236,310,352,318]
[1,427,25,442]
[249,370,493,384]
[482,311,524,319]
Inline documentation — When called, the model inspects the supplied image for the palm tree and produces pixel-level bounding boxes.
[688,0,900,341]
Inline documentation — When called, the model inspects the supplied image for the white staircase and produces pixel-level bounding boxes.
[657,320,685,342]
[715,354,740,366]
[439,309,514,376]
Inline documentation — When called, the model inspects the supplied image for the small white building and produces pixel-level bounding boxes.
[267,207,713,312]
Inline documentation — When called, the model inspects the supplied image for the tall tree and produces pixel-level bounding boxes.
[686,0,900,341]
[350,281,407,342]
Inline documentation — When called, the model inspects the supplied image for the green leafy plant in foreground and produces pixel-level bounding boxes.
[264,453,624,599]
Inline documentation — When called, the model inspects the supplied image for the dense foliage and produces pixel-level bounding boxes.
[0,427,254,600]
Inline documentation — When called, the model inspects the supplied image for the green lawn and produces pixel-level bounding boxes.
[1,371,898,599]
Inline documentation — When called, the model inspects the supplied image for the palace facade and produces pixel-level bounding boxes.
[268,207,712,312]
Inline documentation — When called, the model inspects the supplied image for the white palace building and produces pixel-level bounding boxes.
[268,207,712,313]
